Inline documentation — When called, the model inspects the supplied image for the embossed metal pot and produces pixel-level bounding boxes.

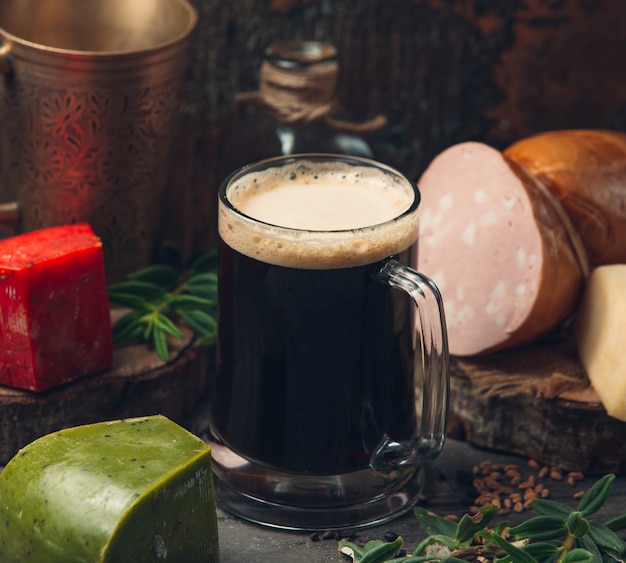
[0,0,197,281]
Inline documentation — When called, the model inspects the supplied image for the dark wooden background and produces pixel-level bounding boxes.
[164,0,626,257]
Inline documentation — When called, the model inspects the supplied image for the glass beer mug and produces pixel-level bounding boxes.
[207,153,449,530]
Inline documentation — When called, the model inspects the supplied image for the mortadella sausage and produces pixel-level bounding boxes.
[417,142,583,356]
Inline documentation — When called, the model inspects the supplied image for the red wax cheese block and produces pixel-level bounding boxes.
[0,224,113,392]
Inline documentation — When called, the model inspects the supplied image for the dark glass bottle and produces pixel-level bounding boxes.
[220,40,386,178]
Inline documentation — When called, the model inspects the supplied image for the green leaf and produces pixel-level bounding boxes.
[603,549,626,562]
[532,498,574,519]
[338,539,363,560]
[578,535,603,563]
[359,537,403,563]
[568,512,591,538]
[106,242,218,355]
[142,320,154,341]
[492,520,513,536]
[455,505,496,545]
[560,548,596,563]
[176,308,217,336]
[196,333,217,347]
[152,326,169,361]
[168,294,215,309]
[414,507,458,538]
[186,273,218,297]
[489,532,538,563]
[107,280,166,300]
[522,542,561,560]
[496,542,560,563]
[578,474,616,517]
[413,534,456,556]
[127,264,180,290]
[605,514,626,533]
[113,322,145,344]
[186,271,218,285]
[509,516,567,541]
[107,292,154,310]
[587,521,626,554]
[153,313,184,339]
[112,309,144,332]
[112,310,146,344]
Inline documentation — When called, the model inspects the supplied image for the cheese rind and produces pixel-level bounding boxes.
[574,264,626,421]
[0,415,219,562]
[0,223,113,391]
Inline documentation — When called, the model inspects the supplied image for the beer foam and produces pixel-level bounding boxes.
[219,161,419,269]
[232,179,410,230]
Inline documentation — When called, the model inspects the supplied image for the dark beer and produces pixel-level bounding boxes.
[211,158,421,475]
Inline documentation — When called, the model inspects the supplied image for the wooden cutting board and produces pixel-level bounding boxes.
[0,314,212,465]
[446,333,626,475]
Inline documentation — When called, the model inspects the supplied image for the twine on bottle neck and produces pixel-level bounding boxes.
[235,59,387,133]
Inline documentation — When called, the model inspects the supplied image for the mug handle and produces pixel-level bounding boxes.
[0,42,19,227]
[370,258,450,474]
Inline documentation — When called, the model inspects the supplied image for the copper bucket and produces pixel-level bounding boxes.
[0,0,197,281]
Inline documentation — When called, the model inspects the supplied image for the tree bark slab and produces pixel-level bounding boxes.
[0,315,211,465]
[446,335,626,475]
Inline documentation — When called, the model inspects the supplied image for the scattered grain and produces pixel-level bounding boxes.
[550,468,563,480]
[468,458,558,515]
[523,489,536,501]
[473,478,486,491]
[519,475,535,489]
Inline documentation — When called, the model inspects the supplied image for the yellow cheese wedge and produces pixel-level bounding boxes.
[0,415,219,562]
[575,264,626,421]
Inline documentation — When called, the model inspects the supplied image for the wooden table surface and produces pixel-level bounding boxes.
[216,437,626,562]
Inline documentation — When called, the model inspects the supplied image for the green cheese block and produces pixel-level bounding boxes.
[0,415,219,562]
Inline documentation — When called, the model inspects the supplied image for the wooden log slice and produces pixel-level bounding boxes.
[0,311,212,465]
[444,334,626,475]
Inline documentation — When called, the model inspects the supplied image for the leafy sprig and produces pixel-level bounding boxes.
[107,243,218,361]
[339,474,626,562]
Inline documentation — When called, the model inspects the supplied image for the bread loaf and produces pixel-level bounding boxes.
[417,142,583,356]
[505,129,626,266]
